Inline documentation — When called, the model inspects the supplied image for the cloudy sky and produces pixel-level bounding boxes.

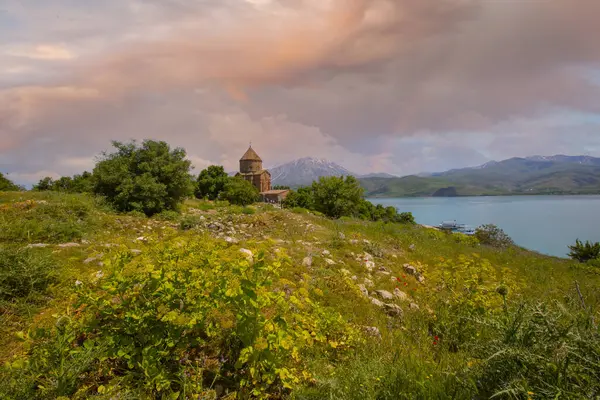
[1,0,600,185]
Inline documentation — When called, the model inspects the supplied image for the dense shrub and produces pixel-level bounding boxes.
[220,177,259,206]
[0,173,22,192]
[568,239,600,263]
[33,172,94,193]
[179,215,202,230]
[312,176,364,219]
[0,246,57,300]
[92,140,194,216]
[2,240,360,399]
[195,165,229,200]
[0,196,101,243]
[282,187,314,210]
[475,224,514,248]
[154,210,180,221]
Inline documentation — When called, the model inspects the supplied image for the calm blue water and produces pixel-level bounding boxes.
[368,196,600,258]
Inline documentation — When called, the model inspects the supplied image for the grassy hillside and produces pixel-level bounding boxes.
[362,159,600,197]
[0,192,599,399]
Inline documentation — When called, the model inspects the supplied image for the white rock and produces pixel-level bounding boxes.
[391,254,398,259]
[340,269,351,275]
[302,256,313,267]
[364,278,374,288]
[394,288,409,301]
[351,275,358,281]
[364,326,381,338]
[363,252,374,262]
[224,236,239,244]
[403,264,417,276]
[322,250,331,256]
[370,297,384,307]
[375,290,394,300]
[58,242,80,248]
[409,244,416,251]
[358,284,369,297]
[384,303,403,317]
[26,243,49,248]
[324,258,336,266]
[130,249,142,255]
[365,260,376,272]
[134,236,147,242]
[409,303,420,310]
[240,248,253,261]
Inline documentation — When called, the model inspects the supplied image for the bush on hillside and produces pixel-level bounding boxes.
[220,177,259,206]
[0,196,101,243]
[311,176,364,219]
[475,224,514,248]
[34,172,94,193]
[282,187,314,210]
[0,173,22,192]
[92,140,194,216]
[195,165,229,200]
[568,239,600,263]
[1,242,360,399]
[0,246,57,301]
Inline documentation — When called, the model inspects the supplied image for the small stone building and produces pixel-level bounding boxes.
[236,146,272,193]
[235,145,290,203]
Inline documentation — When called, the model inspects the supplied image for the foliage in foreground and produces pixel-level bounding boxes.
[0,246,57,301]
[0,196,102,244]
[93,140,194,216]
[569,239,600,263]
[2,239,360,399]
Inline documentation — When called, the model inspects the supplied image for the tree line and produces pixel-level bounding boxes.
[5,140,412,224]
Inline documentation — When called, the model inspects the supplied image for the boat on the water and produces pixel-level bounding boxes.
[438,220,476,235]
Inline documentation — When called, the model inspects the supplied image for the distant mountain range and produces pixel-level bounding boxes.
[362,155,600,197]
[268,157,396,187]
[264,154,600,196]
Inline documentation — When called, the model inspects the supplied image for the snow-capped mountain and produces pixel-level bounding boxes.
[269,157,355,187]
[525,155,600,165]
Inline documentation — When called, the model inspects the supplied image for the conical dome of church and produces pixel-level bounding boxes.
[240,146,262,162]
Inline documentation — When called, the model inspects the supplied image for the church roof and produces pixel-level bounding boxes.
[240,146,262,162]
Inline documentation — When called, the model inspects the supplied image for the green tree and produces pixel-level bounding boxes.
[33,177,55,191]
[92,140,193,216]
[195,165,229,200]
[475,224,514,248]
[0,173,22,191]
[273,185,290,190]
[311,176,364,218]
[221,177,259,206]
[568,239,600,263]
[282,186,314,209]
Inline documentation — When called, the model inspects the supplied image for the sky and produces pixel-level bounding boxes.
[1,0,600,185]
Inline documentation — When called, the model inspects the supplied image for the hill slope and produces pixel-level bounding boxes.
[362,155,600,197]
[1,192,599,399]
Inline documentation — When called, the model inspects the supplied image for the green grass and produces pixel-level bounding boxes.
[0,192,598,399]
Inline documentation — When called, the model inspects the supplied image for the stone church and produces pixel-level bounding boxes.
[236,145,289,203]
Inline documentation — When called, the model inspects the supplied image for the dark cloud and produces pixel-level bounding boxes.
[1,0,600,185]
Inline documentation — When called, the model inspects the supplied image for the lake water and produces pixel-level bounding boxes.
[368,196,600,258]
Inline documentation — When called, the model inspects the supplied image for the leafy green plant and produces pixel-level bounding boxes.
[179,215,202,231]
[221,177,259,206]
[241,206,256,215]
[0,196,101,243]
[475,224,514,248]
[0,246,57,301]
[154,210,181,221]
[568,239,600,263]
[195,165,229,200]
[6,238,360,399]
[93,140,194,216]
